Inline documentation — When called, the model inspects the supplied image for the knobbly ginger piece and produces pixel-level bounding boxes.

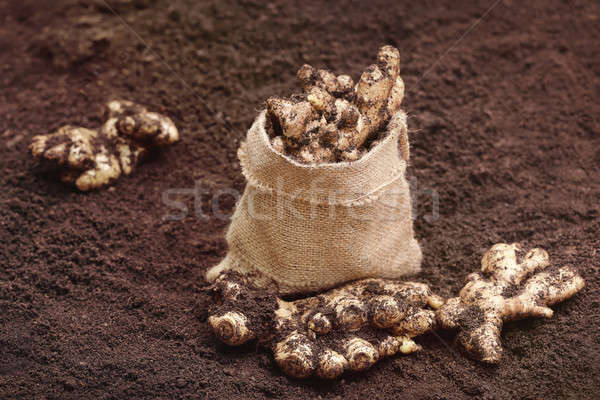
[30,100,178,191]
[437,243,585,363]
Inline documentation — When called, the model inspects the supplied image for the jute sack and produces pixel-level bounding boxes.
[207,110,422,295]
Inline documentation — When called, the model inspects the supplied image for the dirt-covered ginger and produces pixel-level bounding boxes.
[30,100,178,191]
[266,45,406,163]
[437,243,585,363]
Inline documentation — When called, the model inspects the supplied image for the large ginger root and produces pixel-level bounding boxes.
[208,270,443,379]
[437,243,585,363]
[266,45,405,163]
[30,100,178,191]
[273,279,442,379]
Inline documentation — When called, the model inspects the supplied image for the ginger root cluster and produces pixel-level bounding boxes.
[266,45,405,163]
[208,244,585,378]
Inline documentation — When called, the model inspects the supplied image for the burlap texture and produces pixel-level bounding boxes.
[206,110,422,294]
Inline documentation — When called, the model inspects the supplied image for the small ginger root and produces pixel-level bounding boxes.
[208,311,254,346]
[266,45,405,164]
[29,100,178,191]
[208,270,279,347]
[437,243,585,363]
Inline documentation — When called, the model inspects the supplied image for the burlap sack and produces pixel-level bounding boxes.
[206,110,422,295]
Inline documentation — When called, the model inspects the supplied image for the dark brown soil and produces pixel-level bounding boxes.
[1,0,599,399]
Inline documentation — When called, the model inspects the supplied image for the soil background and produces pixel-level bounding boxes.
[1,0,599,399]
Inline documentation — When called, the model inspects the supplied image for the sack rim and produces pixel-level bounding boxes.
[255,110,402,171]
[239,110,408,205]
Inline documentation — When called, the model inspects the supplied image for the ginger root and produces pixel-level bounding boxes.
[437,243,585,363]
[272,278,442,379]
[266,45,405,163]
[208,270,279,347]
[30,100,178,191]
[208,311,254,346]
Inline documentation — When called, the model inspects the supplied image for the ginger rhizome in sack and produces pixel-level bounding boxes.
[207,46,422,295]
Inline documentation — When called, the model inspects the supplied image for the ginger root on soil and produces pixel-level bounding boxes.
[266,45,405,163]
[30,100,178,191]
[437,243,585,363]
[273,279,442,379]
[209,271,442,379]
[208,244,585,377]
